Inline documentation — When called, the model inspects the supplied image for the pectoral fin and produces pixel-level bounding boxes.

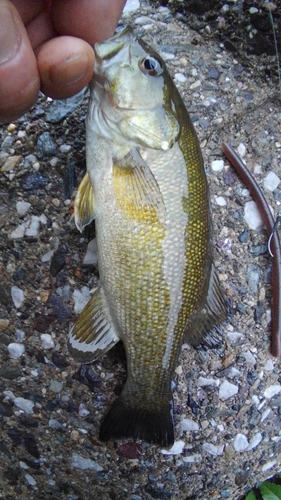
[74,172,96,232]
[119,109,180,150]
[68,287,119,363]
[113,148,166,223]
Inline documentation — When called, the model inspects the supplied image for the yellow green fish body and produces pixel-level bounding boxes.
[68,27,226,445]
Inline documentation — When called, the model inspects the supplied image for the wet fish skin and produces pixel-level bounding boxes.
[68,27,226,446]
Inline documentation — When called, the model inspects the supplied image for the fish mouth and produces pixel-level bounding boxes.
[94,26,135,61]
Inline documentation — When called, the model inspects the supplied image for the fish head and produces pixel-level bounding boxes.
[91,26,180,150]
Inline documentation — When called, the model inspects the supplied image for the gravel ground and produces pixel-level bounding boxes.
[0,1,281,499]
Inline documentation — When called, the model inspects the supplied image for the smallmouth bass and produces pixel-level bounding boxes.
[68,27,226,446]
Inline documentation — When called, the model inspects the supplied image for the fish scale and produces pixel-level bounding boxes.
[68,26,226,446]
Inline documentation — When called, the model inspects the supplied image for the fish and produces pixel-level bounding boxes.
[68,26,226,446]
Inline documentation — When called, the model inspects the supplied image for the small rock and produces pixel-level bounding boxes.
[237,143,246,157]
[22,173,49,191]
[72,452,103,471]
[36,131,57,158]
[83,239,98,265]
[233,433,249,452]
[198,377,219,387]
[174,73,187,83]
[25,474,36,486]
[264,384,281,399]
[25,215,40,237]
[219,380,238,400]
[118,442,144,459]
[73,287,91,314]
[190,80,201,90]
[40,333,54,349]
[202,443,224,456]
[49,419,62,430]
[60,144,71,154]
[182,454,202,463]
[247,432,262,450]
[10,224,25,239]
[243,350,256,365]
[46,89,86,122]
[180,418,199,432]
[161,440,185,455]
[11,285,25,308]
[0,155,21,172]
[211,159,224,172]
[16,201,31,217]
[123,0,140,13]
[215,196,227,206]
[244,201,264,231]
[264,359,274,371]
[263,171,280,191]
[208,67,220,80]
[78,403,90,417]
[8,343,25,359]
[49,379,63,393]
[14,397,34,414]
[262,461,276,472]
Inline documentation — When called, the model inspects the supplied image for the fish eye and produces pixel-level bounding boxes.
[140,55,163,76]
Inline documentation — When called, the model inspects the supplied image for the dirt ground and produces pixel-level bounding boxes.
[0,1,281,499]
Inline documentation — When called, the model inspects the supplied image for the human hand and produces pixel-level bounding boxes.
[0,0,127,123]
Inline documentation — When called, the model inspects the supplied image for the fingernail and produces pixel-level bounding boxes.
[0,3,22,65]
[49,53,90,87]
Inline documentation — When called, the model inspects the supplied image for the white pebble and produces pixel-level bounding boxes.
[10,224,25,239]
[261,408,271,422]
[15,329,25,341]
[198,377,219,387]
[41,333,54,349]
[227,331,244,342]
[16,201,31,216]
[78,403,90,417]
[243,350,256,365]
[123,0,140,13]
[215,196,227,206]
[262,461,276,472]
[253,163,262,175]
[237,143,246,157]
[41,249,54,262]
[247,432,262,450]
[202,443,224,456]
[8,343,25,359]
[233,433,249,452]
[263,171,280,192]
[49,157,58,167]
[219,380,238,400]
[25,474,36,486]
[244,201,264,231]
[72,452,103,471]
[264,359,274,371]
[83,239,98,265]
[211,159,224,172]
[190,80,201,90]
[180,418,199,432]
[49,419,62,430]
[14,397,34,414]
[11,285,25,308]
[20,461,29,469]
[264,384,281,399]
[60,144,71,154]
[25,215,39,236]
[161,440,185,455]
[174,73,187,83]
[182,454,202,463]
[73,287,91,314]
[160,52,175,61]
[226,367,241,379]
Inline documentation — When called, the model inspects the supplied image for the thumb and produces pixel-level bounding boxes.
[0,0,40,123]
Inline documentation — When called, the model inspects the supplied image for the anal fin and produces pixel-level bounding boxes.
[68,287,119,363]
[74,172,96,232]
[186,263,227,348]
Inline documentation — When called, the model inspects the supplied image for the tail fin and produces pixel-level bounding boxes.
[99,393,174,446]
